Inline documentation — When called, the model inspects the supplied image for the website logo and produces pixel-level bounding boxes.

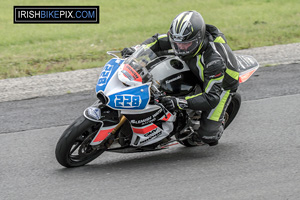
[14,6,99,24]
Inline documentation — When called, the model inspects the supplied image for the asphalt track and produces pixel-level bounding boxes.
[1,64,300,200]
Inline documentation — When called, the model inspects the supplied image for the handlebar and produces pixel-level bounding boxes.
[107,51,121,59]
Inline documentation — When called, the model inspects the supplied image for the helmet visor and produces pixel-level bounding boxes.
[170,38,199,56]
[169,30,204,56]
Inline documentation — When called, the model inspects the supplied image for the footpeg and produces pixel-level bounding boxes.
[177,126,195,141]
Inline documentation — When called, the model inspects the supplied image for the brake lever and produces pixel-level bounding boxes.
[150,85,169,118]
[153,99,168,119]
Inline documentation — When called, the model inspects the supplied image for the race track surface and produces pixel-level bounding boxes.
[1,64,300,200]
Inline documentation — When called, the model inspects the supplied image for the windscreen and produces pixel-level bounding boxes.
[119,46,157,85]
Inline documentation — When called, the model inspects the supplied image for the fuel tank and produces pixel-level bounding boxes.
[149,56,198,97]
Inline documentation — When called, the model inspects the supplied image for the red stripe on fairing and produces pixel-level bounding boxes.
[161,142,179,149]
[132,124,158,134]
[161,113,171,121]
[92,127,115,143]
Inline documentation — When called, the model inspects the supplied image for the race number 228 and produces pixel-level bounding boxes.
[115,95,141,108]
[98,64,112,86]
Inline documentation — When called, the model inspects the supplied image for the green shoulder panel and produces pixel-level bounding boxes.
[214,36,226,44]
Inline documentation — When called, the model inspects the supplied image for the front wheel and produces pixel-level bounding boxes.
[55,116,105,168]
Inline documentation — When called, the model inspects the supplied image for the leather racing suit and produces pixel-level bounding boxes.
[141,24,240,144]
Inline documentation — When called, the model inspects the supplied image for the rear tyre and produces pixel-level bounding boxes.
[55,116,105,168]
[224,93,241,129]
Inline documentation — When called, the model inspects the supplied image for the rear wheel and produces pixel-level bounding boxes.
[224,93,241,129]
[55,116,105,168]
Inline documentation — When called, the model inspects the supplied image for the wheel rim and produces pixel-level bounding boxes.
[68,124,102,164]
[225,112,229,124]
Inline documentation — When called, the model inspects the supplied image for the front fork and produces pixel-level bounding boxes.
[95,115,127,149]
[111,115,127,134]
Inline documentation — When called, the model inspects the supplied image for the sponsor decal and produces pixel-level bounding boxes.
[130,109,162,125]
[165,75,182,84]
[132,123,165,144]
[123,64,142,82]
[140,130,163,144]
[144,128,158,137]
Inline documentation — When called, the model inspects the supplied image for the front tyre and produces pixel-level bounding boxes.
[55,116,104,168]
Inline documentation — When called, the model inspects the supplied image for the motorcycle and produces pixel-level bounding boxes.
[55,46,259,168]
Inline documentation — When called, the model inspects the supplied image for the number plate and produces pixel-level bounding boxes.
[115,95,141,108]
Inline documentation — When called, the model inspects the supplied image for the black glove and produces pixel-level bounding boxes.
[121,47,136,58]
[160,96,188,112]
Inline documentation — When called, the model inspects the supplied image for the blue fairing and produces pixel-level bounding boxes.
[107,84,150,110]
[96,58,124,93]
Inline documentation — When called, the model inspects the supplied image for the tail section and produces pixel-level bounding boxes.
[235,54,259,83]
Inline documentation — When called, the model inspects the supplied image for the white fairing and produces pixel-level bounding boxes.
[128,109,176,147]
[150,56,190,83]
[103,65,128,96]
[130,120,175,147]
[120,104,161,114]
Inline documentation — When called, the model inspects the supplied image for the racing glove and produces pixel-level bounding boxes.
[160,96,189,112]
[121,45,140,58]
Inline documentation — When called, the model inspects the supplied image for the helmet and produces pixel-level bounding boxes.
[169,11,206,56]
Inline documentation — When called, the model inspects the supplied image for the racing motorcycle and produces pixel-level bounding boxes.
[55,46,259,168]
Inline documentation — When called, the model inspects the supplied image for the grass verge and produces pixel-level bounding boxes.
[1,0,300,79]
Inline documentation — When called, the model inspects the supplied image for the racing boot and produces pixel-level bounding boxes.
[192,121,225,146]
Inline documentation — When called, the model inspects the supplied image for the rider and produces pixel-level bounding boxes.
[121,11,239,146]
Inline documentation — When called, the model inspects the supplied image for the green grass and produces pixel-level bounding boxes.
[1,0,300,79]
